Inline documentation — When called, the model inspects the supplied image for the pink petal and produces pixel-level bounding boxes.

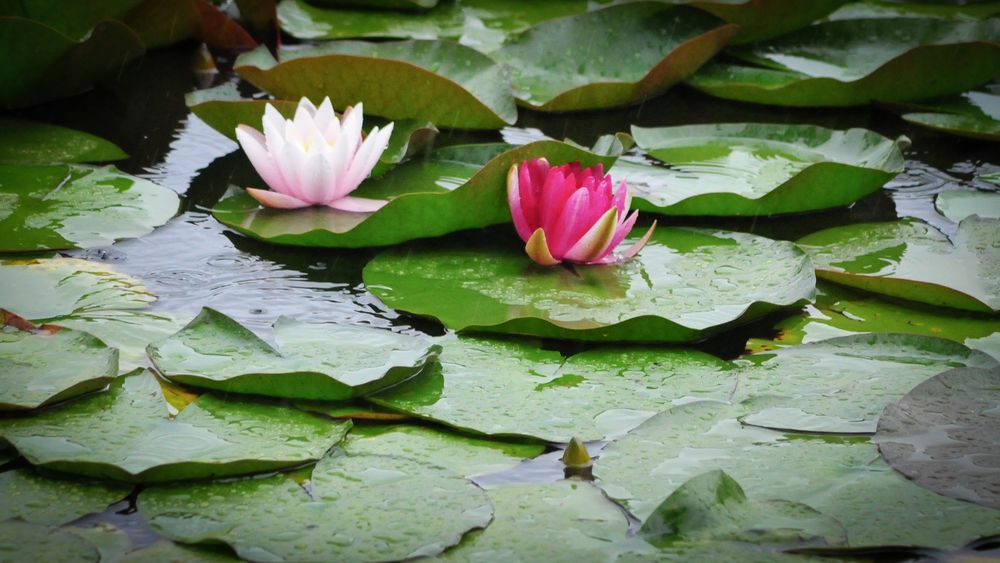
[246,187,311,209]
[327,195,388,213]
[547,187,591,258]
[618,220,657,261]
[540,168,576,234]
[524,227,560,266]
[564,208,619,263]
[603,209,639,258]
[507,164,533,242]
[518,162,540,231]
[235,125,291,196]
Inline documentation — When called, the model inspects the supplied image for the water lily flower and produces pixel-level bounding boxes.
[235,97,393,212]
[507,158,656,266]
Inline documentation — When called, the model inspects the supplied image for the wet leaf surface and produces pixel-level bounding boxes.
[936,189,1000,222]
[0,468,130,525]
[0,118,126,164]
[0,520,100,562]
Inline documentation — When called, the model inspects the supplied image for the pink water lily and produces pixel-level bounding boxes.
[235,97,393,212]
[507,158,656,266]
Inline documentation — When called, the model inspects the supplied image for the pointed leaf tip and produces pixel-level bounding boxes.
[562,437,592,468]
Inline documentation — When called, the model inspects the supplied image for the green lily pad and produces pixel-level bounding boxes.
[491,3,737,112]
[0,468,130,525]
[370,335,734,442]
[213,140,617,248]
[122,541,239,563]
[276,0,588,52]
[639,470,846,549]
[148,307,440,400]
[235,41,516,129]
[593,401,1000,548]
[440,480,642,562]
[681,0,845,44]
[0,520,100,562]
[0,118,127,164]
[139,452,492,561]
[68,524,132,563]
[0,257,154,322]
[936,190,1000,222]
[343,424,544,478]
[622,123,904,217]
[0,321,118,411]
[797,217,1000,313]
[876,366,1000,510]
[0,17,145,109]
[364,227,815,342]
[57,311,189,373]
[0,370,350,482]
[900,89,1000,141]
[688,18,1000,107]
[735,334,997,434]
[748,281,1000,362]
[829,1,1000,21]
[0,164,179,252]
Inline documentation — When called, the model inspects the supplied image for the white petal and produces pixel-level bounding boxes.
[296,97,317,116]
[246,188,311,209]
[327,195,388,213]
[263,104,286,136]
[314,97,336,131]
[275,139,314,203]
[341,123,391,196]
[340,102,364,157]
[323,129,353,201]
[235,125,291,195]
[295,143,329,203]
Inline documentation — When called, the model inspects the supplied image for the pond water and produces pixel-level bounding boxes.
[7,41,1000,557]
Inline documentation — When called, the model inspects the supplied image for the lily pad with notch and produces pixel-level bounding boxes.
[0,118,127,164]
[148,307,440,400]
[0,468,130,525]
[676,0,845,44]
[621,123,905,217]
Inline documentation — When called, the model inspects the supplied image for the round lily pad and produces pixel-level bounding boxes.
[148,307,440,400]
[0,468,129,525]
[363,227,815,342]
[122,541,239,563]
[57,311,189,373]
[0,320,118,411]
[235,40,516,129]
[876,366,1000,509]
[0,520,100,562]
[213,140,618,248]
[0,370,351,482]
[688,17,1000,107]
[0,118,126,164]
[369,335,734,442]
[797,217,1000,313]
[0,257,154,322]
[621,123,904,217]
[683,0,845,44]
[491,3,737,112]
[936,189,1000,222]
[0,164,179,252]
[139,452,492,561]
[901,89,1000,141]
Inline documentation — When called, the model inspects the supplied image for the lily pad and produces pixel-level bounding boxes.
[491,3,737,112]
[829,1,1000,21]
[735,333,997,434]
[900,89,1000,141]
[0,319,118,411]
[639,470,846,549]
[343,424,544,478]
[688,18,1000,107]
[57,311,189,373]
[148,307,439,400]
[235,41,516,129]
[0,164,180,252]
[679,0,845,44]
[68,524,132,563]
[363,227,815,342]
[0,520,100,562]
[593,400,1000,548]
[797,217,1000,313]
[214,140,618,248]
[0,468,129,525]
[0,370,350,482]
[621,123,904,217]
[276,0,588,52]
[936,190,1000,222]
[0,257,154,322]
[0,17,145,109]
[370,335,734,442]
[876,366,1000,510]
[122,541,239,563]
[139,452,492,561]
[0,118,126,164]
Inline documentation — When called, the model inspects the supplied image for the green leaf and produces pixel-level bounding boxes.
[148,307,440,400]
[343,424,544,478]
[899,89,1000,141]
[735,333,997,434]
[370,335,734,442]
[276,0,588,52]
[639,470,846,548]
[0,468,130,525]
[688,18,1000,107]
[593,400,1000,548]
[622,123,904,217]
[67,524,132,563]
[56,311,190,373]
[876,366,1000,510]
[0,118,126,164]
[234,41,517,129]
[0,520,100,562]
[139,452,492,561]
[797,217,1000,313]
[0,17,145,109]
[122,541,239,563]
[684,0,846,44]
[0,370,351,482]
[491,3,737,112]
[363,227,815,342]
[936,189,1000,222]
[0,164,179,252]
[0,322,118,411]
[0,257,154,322]
[829,0,1000,21]
[213,140,618,248]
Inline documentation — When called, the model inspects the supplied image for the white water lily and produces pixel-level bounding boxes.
[235,97,394,212]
